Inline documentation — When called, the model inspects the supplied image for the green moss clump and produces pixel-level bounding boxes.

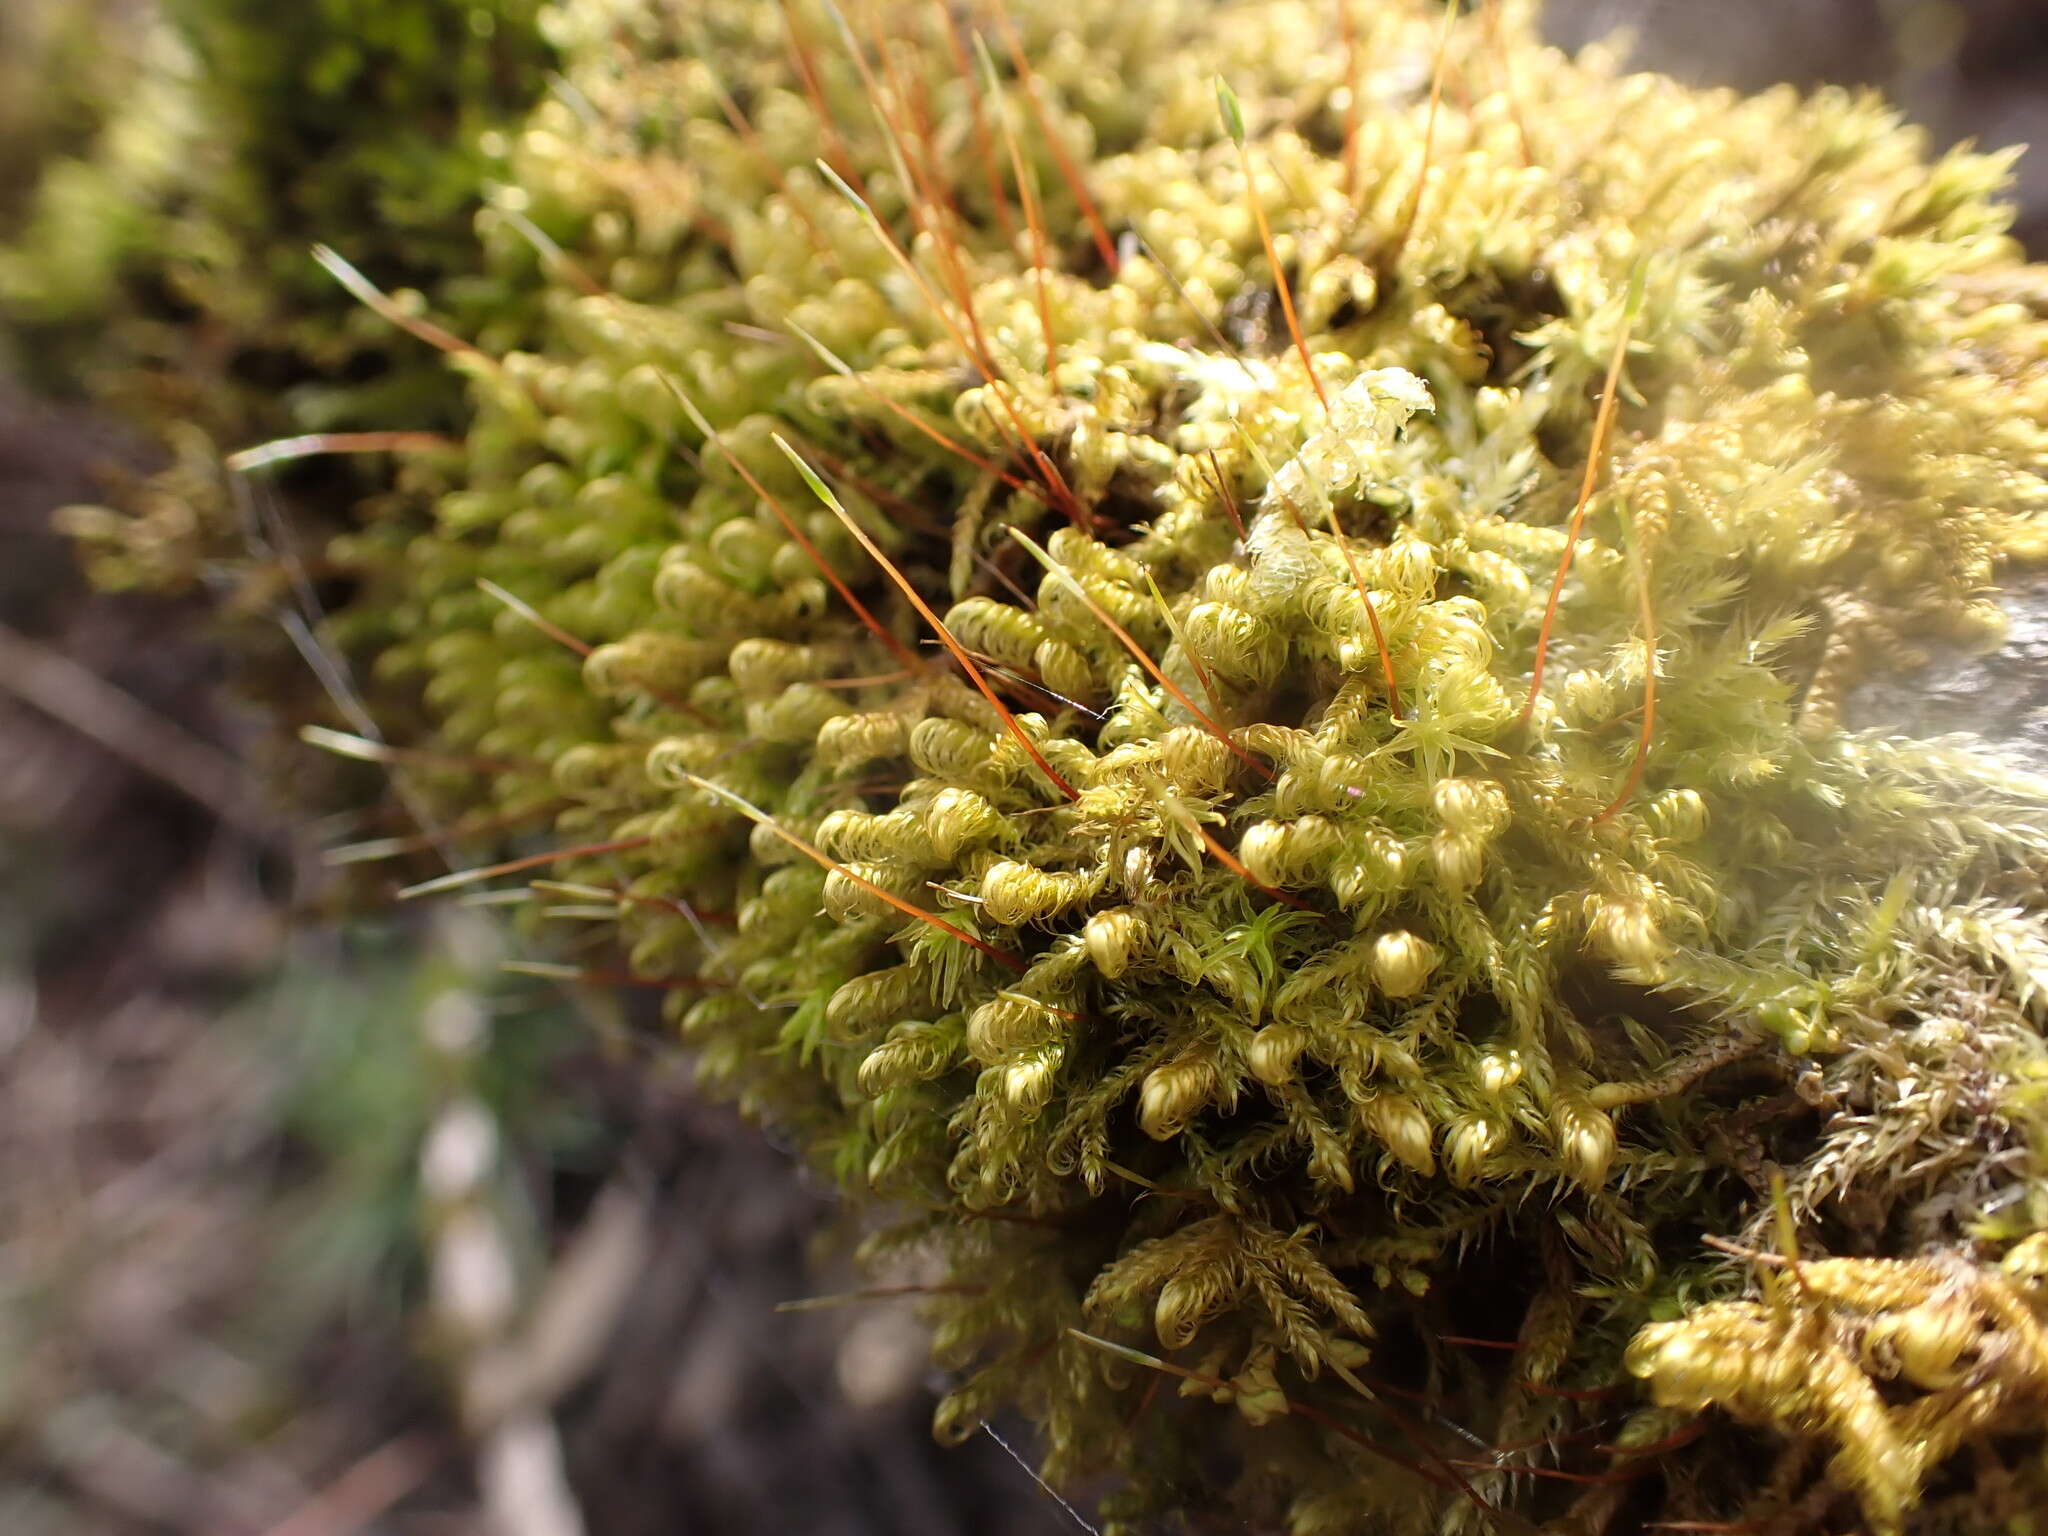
[57,0,2048,1529]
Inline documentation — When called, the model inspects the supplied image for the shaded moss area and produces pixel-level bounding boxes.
[2,0,554,602]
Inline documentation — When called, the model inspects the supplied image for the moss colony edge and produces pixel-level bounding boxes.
[91,0,2048,1530]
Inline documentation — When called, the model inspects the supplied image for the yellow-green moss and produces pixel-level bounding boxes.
[48,1,2048,1530]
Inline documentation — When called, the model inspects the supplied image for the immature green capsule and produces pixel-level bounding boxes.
[1445,1117,1501,1186]
[945,596,1047,670]
[1432,776,1509,836]
[1032,637,1099,705]
[967,993,1051,1061]
[747,681,845,743]
[909,717,995,779]
[1561,668,1615,726]
[1182,600,1282,684]
[823,861,910,923]
[1084,908,1145,978]
[1430,830,1485,893]
[980,861,1099,926]
[1552,1094,1617,1185]
[1587,896,1667,968]
[1001,1047,1062,1110]
[1138,1058,1216,1141]
[1153,1272,1222,1351]
[1159,724,1233,795]
[2004,1232,2048,1283]
[1647,787,1709,842]
[583,633,722,698]
[1239,816,1339,887]
[1863,1302,1977,1389]
[1371,931,1437,997]
[826,964,927,1040]
[1364,1094,1435,1175]
[1477,1049,1524,1095]
[726,637,830,697]
[1623,1321,1714,1403]
[1455,547,1532,608]
[818,807,932,864]
[925,786,1004,860]
[1246,1024,1309,1086]
[815,710,908,770]
[856,1019,958,1096]
[747,816,804,867]
[550,741,644,797]
[1329,827,1409,908]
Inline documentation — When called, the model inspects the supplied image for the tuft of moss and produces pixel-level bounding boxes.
[42,1,2048,1530]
